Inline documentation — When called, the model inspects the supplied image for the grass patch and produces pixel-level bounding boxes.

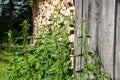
[0,54,8,80]
[0,51,13,80]
[0,61,9,80]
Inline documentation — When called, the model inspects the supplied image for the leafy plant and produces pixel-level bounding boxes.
[75,19,112,80]
[6,5,112,80]
[7,10,73,80]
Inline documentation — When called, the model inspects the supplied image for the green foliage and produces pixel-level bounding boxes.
[7,13,73,80]
[0,3,112,79]
[26,0,33,6]
[7,30,13,45]
[76,19,112,80]
[0,0,32,42]
[0,54,10,80]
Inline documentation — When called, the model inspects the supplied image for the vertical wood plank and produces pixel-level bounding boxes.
[84,0,102,53]
[74,0,83,78]
[82,0,115,77]
[99,0,115,76]
[75,0,115,76]
[82,0,99,52]
[115,0,120,80]
[75,0,116,79]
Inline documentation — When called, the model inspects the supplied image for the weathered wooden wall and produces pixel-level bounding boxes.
[74,0,120,79]
[74,0,82,78]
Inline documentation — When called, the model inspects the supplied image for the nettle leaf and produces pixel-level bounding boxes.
[58,22,65,28]
[88,52,94,55]
[94,57,101,63]
[35,62,40,69]
[76,53,85,57]
[47,23,54,27]
[78,36,84,38]
[78,43,86,47]
[78,77,88,80]
[8,7,73,79]
[86,34,91,38]
[100,71,112,80]
[76,69,89,74]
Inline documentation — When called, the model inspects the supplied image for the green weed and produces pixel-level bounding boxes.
[75,19,112,80]
[7,12,73,80]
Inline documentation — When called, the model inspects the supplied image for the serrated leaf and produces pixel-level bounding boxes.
[88,52,94,56]
[78,43,86,47]
[76,69,89,74]
[86,35,91,38]
[76,53,84,57]
[78,36,84,38]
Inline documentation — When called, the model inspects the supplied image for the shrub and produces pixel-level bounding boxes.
[8,13,73,80]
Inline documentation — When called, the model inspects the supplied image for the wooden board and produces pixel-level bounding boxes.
[74,0,118,79]
[74,0,83,78]
[115,1,120,80]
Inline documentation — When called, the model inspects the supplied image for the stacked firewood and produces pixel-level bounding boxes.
[32,0,75,68]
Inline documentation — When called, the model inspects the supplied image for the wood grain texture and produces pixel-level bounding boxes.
[74,0,83,78]
[115,1,120,80]
[83,0,115,77]
[99,0,115,76]
[74,0,118,79]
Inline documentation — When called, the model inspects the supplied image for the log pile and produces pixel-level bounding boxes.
[31,0,75,68]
